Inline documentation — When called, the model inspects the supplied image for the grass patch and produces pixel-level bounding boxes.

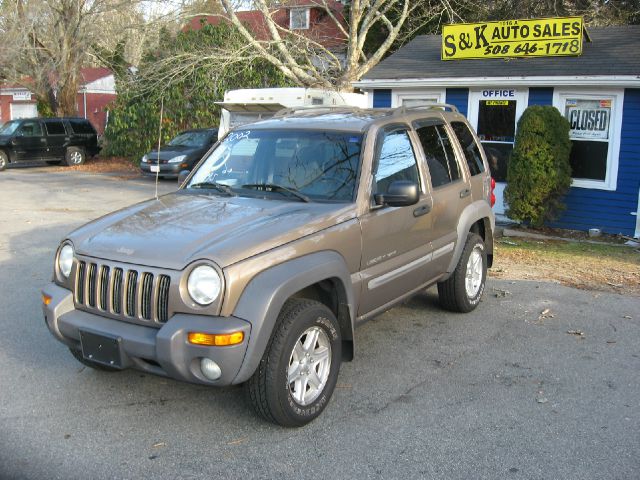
[492,238,640,296]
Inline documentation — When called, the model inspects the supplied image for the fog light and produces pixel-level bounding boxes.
[200,358,222,380]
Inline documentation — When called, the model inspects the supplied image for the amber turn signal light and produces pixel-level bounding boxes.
[42,294,52,306]
[188,331,244,346]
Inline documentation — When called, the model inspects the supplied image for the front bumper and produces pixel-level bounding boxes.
[42,283,251,386]
[140,162,186,177]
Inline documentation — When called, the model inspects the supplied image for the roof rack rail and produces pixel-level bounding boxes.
[388,103,459,116]
[273,105,365,118]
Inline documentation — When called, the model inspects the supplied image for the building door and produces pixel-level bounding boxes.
[10,103,38,120]
[467,89,528,214]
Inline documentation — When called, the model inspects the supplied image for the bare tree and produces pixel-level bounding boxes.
[0,0,151,116]
[191,0,457,91]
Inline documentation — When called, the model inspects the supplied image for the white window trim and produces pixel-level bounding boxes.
[290,7,310,30]
[553,88,624,191]
[392,89,446,108]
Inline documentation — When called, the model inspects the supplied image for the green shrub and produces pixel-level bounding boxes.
[504,105,572,227]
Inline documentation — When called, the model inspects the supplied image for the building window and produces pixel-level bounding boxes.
[554,90,623,191]
[290,8,310,30]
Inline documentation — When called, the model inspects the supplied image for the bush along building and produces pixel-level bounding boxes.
[354,20,640,237]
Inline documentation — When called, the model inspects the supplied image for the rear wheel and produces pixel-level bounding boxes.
[0,151,7,171]
[246,299,342,427]
[65,147,85,166]
[68,347,121,372]
[437,233,487,313]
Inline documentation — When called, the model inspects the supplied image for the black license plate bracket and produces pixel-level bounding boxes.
[79,330,123,368]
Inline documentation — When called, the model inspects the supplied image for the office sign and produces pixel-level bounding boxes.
[442,17,583,60]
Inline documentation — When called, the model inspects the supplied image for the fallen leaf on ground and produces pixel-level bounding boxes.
[227,438,248,446]
[567,329,585,336]
[152,442,166,448]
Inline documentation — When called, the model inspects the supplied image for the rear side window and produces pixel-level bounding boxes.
[44,120,66,135]
[68,119,95,134]
[374,129,420,193]
[451,121,485,176]
[416,124,460,188]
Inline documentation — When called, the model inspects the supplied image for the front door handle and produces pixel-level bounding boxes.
[413,204,431,217]
[460,188,471,198]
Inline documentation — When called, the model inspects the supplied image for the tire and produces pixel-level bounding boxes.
[437,233,487,313]
[68,347,121,372]
[0,151,7,171]
[246,299,342,427]
[46,160,62,165]
[65,147,85,166]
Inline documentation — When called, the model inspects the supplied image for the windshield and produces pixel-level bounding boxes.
[186,129,362,202]
[0,121,20,136]
[167,131,213,147]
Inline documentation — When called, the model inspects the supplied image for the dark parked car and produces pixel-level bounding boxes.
[140,128,217,178]
[0,117,101,171]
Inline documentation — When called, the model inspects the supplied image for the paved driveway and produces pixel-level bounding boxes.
[0,167,638,480]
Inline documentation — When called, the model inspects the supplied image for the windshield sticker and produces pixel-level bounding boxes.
[225,130,251,143]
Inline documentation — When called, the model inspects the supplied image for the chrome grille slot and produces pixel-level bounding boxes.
[76,261,86,304]
[125,270,138,317]
[156,275,171,323]
[112,268,123,314]
[87,263,97,307]
[140,272,154,320]
[73,258,172,326]
[99,265,110,310]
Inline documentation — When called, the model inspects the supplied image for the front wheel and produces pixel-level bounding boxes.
[65,147,85,166]
[0,150,8,171]
[246,299,342,427]
[437,233,487,313]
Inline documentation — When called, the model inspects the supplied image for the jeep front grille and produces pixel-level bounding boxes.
[75,260,171,324]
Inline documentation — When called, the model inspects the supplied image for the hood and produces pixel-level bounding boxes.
[68,192,356,270]
[0,135,11,145]
[145,145,202,161]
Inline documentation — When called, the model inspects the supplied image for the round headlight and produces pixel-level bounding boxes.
[58,243,74,278]
[141,154,148,163]
[187,265,221,305]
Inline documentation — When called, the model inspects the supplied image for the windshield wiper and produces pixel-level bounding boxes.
[241,183,310,203]
[189,182,235,195]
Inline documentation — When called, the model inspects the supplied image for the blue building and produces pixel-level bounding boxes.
[354,26,640,237]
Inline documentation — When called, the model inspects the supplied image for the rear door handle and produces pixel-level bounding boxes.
[413,204,431,217]
[460,188,471,198]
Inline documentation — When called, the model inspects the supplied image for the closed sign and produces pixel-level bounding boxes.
[565,99,610,140]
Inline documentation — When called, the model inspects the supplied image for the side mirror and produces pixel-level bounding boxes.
[178,170,190,186]
[374,180,419,207]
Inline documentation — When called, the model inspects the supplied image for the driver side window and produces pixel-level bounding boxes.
[374,129,419,194]
[19,121,42,137]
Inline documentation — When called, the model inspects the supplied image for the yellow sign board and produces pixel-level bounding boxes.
[442,17,583,60]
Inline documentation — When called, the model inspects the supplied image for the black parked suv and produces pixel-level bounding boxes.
[140,128,217,178]
[0,117,101,171]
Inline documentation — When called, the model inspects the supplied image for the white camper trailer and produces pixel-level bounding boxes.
[216,88,367,138]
